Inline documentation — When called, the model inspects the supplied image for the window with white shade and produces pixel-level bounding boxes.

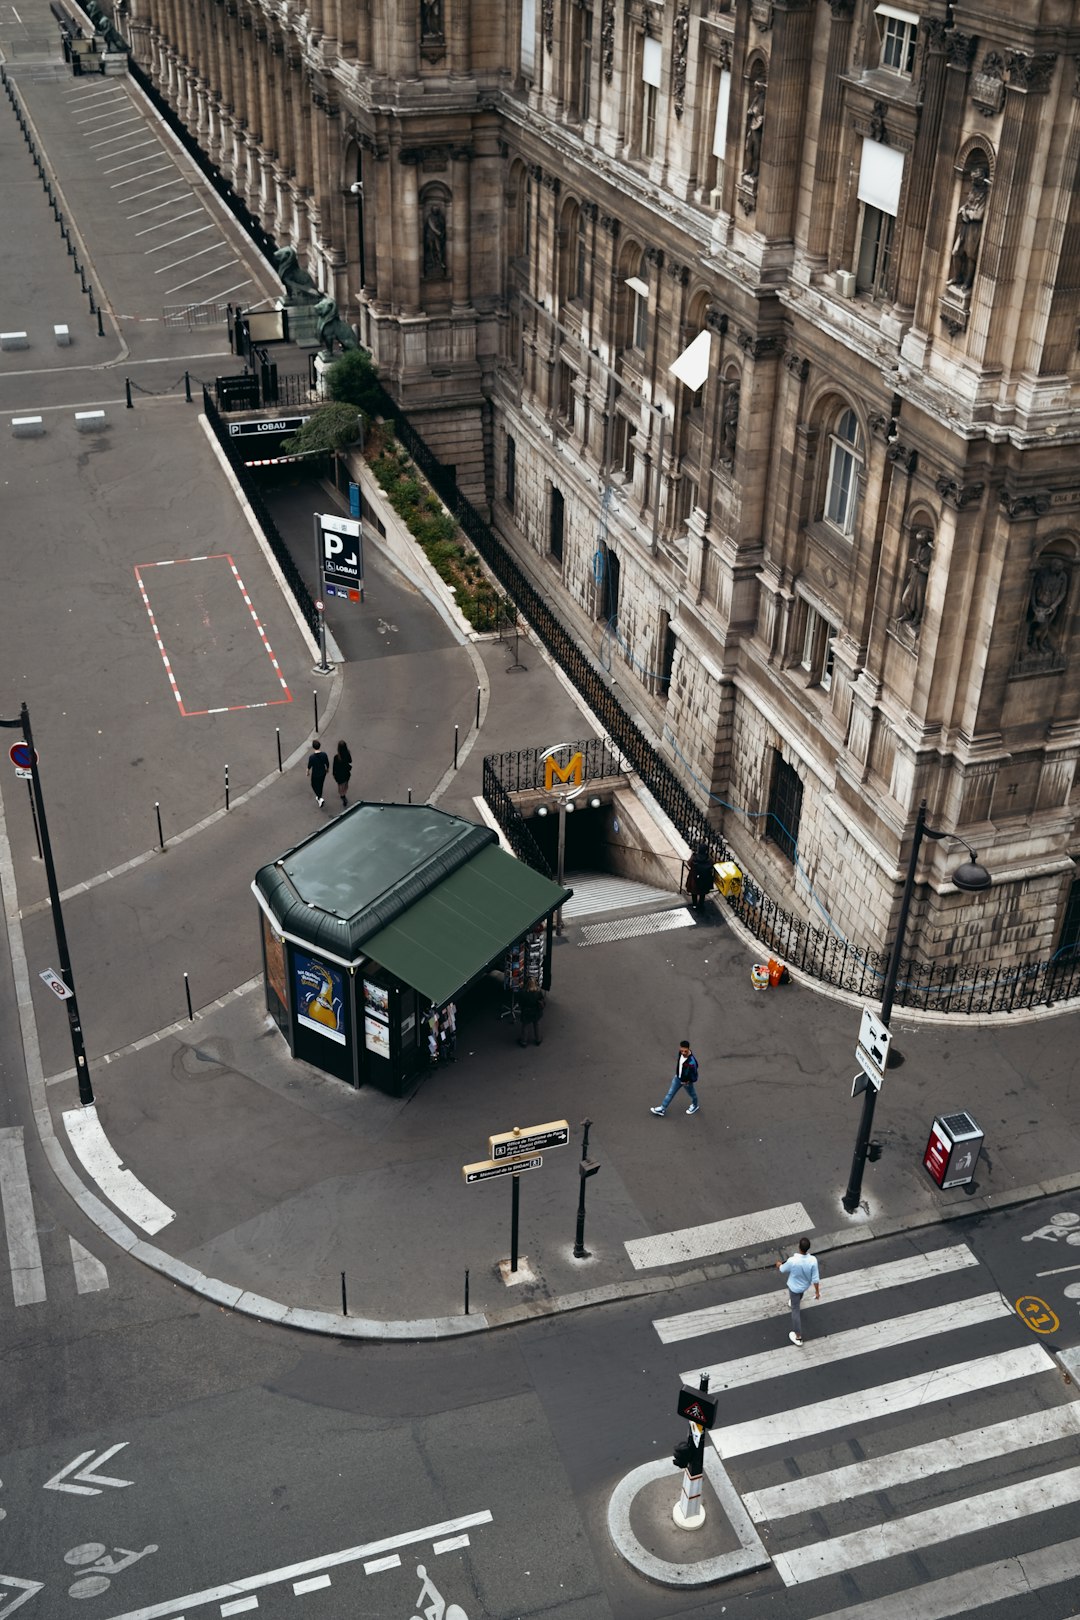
[875,5,918,75]
[624,257,649,350]
[700,64,731,200]
[641,35,662,158]
[520,0,536,77]
[824,408,863,536]
[856,137,904,300]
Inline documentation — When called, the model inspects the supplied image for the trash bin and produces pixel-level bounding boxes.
[923,1111,984,1189]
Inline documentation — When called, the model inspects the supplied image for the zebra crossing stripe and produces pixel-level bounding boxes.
[655,1243,978,1343]
[808,1533,1080,1620]
[773,1461,1080,1586]
[743,1404,1080,1522]
[683,1290,1011,1389]
[0,1126,46,1306]
[712,1343,1052,1458]
[69,1237,109,1295]
[625,1202,813,1271]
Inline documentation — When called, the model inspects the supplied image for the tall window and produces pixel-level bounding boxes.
[505,434,516,507]
[623,253,649,350]
[549,487,565,562]
[703,65,731,200]
[855,137,903,301]
[767,754,803,865]
[520,0,536,77]
[602,547,620,623]
[657,611,677,699]
[611,413,635,481]
[575,6,593,121]
[800,604,837,691]
[575,210,588,301]
[876,5,918,74]
[641,36,661,158]
[856,205,895,298]
[824,408,863,536]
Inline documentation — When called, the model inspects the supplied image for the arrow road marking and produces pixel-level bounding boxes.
[0,1576,44,1619]
[44,1444,133,1496]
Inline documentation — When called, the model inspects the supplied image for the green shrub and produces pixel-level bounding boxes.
[281,403,362,455]
[326,349,381,413]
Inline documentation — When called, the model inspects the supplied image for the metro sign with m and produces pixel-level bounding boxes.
[543,749,585,793]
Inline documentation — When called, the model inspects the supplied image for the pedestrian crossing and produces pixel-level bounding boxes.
[653,1239,1080,1615]
[0,1125,109,1306]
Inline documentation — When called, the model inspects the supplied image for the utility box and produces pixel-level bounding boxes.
[713,861,742,898]
[923,1111,983,1189]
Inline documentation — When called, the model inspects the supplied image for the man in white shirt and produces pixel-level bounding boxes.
[777,1237,821,1345]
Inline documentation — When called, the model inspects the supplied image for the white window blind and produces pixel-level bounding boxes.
[875,4,919,23]
[857,138,904,217]
[642,36,662,88]
[521,0,535,75]
[625,275,649,298]
[712,70,731,159]
[669,330,712,392]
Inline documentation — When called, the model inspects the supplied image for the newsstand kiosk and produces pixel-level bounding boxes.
[923,1112,984,1189]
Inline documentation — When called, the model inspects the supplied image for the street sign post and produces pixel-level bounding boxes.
[40,968,73,1001]
[8,743,36,770]
[318,513,364,602]
[856,1006,891,1089]
[676,1385,719,1428]
[462,1155,543,1184]
[488,1120,569,1160]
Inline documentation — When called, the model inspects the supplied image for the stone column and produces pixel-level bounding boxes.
[756,0,816,243]
[356,0,371,67]
[450,147,472,310]
[805,0,855,267]
[911,29,975,338]
[892,21,948,311]
[397,148,422,315]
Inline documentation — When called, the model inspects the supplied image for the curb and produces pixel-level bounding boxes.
[606,1454,770,1588]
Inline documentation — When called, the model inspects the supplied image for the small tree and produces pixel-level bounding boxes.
[281,403,364,456]
[326,348,382,414]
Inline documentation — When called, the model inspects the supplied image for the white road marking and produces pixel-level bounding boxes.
[0,1127,46,1306]
[1037,1263,1080,1277]
[126,182,192,206]
[0,1574,45,1618]
[809,1535,1080,1620]
[45,1443,133,1496]
[744,1404,1080,1522]
[774,1462,1080,1586]
[112,166,175,189]
[432,1535,469,1554]
[146,227,214,255]
[656,1243,978,1342]
[98,1510,492,1618]
[626,1201,813,1271]
[136,210,204,237]
[87,122,145,148]
[104,151,165,174]
[62,1106,175,1234]
[98,138,158,163]
[219,1601,257,1616]
[291,1575,330,1594]
[201,279,252,300]
[362,1555,400,1573]
[129,197,195,221]
[69,1236,109,1294]
[712,1343,1053,1458]
[154,243,226,274]
[685,1291,1012,1389]
[164,260,239,294]
[77,108,134,127]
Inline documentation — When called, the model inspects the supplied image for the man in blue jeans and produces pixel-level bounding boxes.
[650,1040,700,1117]
[777,1237,821,1345]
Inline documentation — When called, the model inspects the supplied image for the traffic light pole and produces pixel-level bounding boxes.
[673,1372,710,1530]
[0,704,94,1106]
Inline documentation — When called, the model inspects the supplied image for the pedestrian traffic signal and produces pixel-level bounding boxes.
[672,1434,698,1470]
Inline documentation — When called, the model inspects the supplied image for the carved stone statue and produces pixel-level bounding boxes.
[273,245,322,305]
[1027,556,1069,653]
[423,201,448,278]
[420,0,443,38]
[897,527,933,628]
[314,295,359,354]
[742,80,766,182]
[720,381,740,460]
[948,164,990,291]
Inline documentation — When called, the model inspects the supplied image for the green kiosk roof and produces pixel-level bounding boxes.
[253,801,570,1000]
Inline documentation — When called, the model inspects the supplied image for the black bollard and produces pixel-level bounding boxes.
[464,1269,470,1315]
[275,728,282,772]
[125,378,133,409]
[184,972,193,1021]
[155,802,164,849]
[224,763,230,811]
[184,371,192,403]
[341,1271,347,1317]
[96,307,104,337]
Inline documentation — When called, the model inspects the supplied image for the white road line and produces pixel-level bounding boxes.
[291,1575,330,1594]
[136,209,203,237]
[87,121,145,147]
[0,1126,46,1306]
[154,243,226,274]
[432,1535,469,1554]
[62,1106,175,1235]
[146,226,214,255]
[685,1291,1012,1389]
[626,1201,813,1271]
[712,1344,1053,1458]
[98,138,158,163]
[77,107,133,127]
[104,151,165,174]
[809,1535,1080,1620]
[362,1555,401,1573]
[202,279,252,300]
[774,1462,1080,1586]
[656,1243,978,1343]
[98,1510,492,1619]
[220,1601,257,1616]
[165,260,239,294]
[112,166,175,189]
[744,1404,1080,1522]
[69,1236,109,1294]
[125,181,191,206]
[129,196,195,221]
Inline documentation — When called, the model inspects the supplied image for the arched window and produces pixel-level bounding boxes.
[824,407,863,536]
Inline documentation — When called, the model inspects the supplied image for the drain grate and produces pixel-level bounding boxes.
[577,907,696,946]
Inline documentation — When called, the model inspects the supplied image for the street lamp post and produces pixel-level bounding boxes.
[0,703,94,1106]
[842,799,990,1214]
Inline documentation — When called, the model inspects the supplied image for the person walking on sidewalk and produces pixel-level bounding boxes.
[332,740,353,808]
[306,738,330,807]
[517,979,545,1046]
[777,1237,820,1345]
[650,1039,700,1116]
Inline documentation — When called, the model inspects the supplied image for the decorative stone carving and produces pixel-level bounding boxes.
[935,474,984,510]
[542,0,553,53]
[541,172,561,193]
[736,328,783,359]
[939,284,970,336]
[1000,487,1053,520]
[784,351,810,382]
[868,100,887,143]
[420,0,443,37]
[705,307,728,335]
[601,0,614,82]
[887,442,918,472]
[742,77,766,181]
[645,244,664,267]
[895,526,933,630]
[947,159,990,291]
[828,0,854,16]
[946,32,977,71]
[422,199,447,278]
[581,199,598,221]
[751,0,772,31]
[971,52,1005,115]
[1007,51,1057,92]
[599,212,620,235]
[672,2,690,119]
[666,259,689,284]
[1026,557,1070,654]
[720,380,740,460]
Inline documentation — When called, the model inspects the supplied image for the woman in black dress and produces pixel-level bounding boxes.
[332,740,352,809]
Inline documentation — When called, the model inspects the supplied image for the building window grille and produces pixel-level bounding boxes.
[505,434,516,507]
[824,408,863,536]
[766,752,803,865]
[550,486,565,562]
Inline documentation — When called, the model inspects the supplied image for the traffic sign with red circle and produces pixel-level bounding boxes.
[8,743,37,771]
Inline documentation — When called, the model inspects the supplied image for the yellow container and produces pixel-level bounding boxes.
[713,861,743,898]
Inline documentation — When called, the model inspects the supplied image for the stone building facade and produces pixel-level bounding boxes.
[127,0,1080,974]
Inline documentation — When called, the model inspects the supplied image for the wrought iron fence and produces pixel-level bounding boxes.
[202,385,319,640]
[482,759,554,878]
[163,302,231,329]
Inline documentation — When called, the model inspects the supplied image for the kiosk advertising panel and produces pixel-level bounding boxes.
[294,952,347,1044]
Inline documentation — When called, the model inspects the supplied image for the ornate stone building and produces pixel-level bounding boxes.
[129,0,1080,974]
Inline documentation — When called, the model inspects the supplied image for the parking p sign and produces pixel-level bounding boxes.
[319,514,364,599]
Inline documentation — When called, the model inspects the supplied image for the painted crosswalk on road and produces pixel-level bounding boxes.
[0,1125,109,1304]
[652,1238,1080,1614]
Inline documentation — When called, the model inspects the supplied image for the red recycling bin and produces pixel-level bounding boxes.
[923,1111,983,1189]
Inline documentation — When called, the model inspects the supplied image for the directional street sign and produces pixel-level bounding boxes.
[856,1006,891,1088]
[463,1155,543,1184]
[319,513,364,597]
[489,1119,570,1160]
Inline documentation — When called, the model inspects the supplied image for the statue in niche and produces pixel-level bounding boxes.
[1027,556,1069,654]
[897,526,933,629]
[423,201,448,278]
[742,79,766,182]
[314,295,359,354]
[947,162,990,291]
[420,0,443,38]
[720,381,740,461]
[273,245,321,305]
